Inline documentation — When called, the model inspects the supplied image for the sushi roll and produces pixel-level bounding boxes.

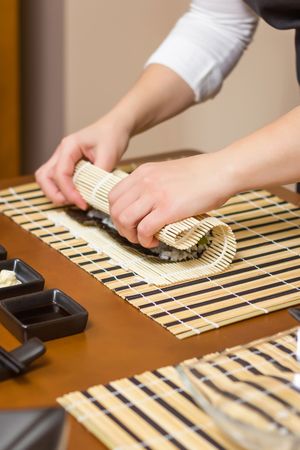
[66,207,210,262]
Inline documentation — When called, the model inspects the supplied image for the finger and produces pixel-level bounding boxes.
[137,208,167,248]
[35,153,68,205]
[114,196,153,243]
[35,150,59,187]
[38,172,67,205]
[55,148,87,210]
[109,186,140,224]
[56,171,87,210]
[109,174,137,205]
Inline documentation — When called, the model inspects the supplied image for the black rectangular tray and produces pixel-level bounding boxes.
[0,259,44,301]
[0,245,7,260]
[0,289,88,341]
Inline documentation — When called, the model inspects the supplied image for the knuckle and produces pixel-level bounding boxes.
[34,168,42,180]
[35,167,47,183]
[118,212,131,228]
[137,221,151,238]
[136,163,153,176]
[53,197,64,206]
[142,175,153,187]
[60,136,69,147]
[126,231,138,244]
[61,134,78,151]
[115,225,125,237]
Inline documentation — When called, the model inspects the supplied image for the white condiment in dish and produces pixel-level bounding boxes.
[0,270,21,288]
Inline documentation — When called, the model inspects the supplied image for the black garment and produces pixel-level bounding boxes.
[244,1,300,192]
[244,0,300,83]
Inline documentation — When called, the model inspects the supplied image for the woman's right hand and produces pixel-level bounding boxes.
[35,114,131,209]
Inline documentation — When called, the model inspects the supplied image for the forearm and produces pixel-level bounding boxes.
[107,64,195,136]
[106,0,257,138]
[220,106,300,194]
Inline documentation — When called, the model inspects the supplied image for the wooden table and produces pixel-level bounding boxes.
[0,151,299,450]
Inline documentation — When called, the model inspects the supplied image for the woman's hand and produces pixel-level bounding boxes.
[108,105,300,249]
[36,65,195,211]
[109,153,235,248]
[35,115,131,209]
[36,65,195,210]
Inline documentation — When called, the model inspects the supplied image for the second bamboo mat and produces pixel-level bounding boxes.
[0,184,300,339]
[57,327,300,449]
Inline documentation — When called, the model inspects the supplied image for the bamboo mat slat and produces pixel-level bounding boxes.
[0,184,300,339]
[57,327,300,449]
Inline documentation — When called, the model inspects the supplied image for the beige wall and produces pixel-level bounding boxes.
[65,0,299,159]
[21,0,64,173]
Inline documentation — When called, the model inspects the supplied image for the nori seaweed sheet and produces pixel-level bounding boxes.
[65,207,206,262]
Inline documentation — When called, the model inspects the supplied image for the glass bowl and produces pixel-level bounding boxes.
[177,330,300,450]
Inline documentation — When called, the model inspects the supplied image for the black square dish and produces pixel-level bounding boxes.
[0,259,44,301]
[0,245,7,260]
[0,289,88,341]
[0,407,67,450]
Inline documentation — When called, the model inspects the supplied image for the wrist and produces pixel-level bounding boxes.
[106,82,150,137]
[204,151,241,199]
[103,105,136,138]
[215,145,249,197]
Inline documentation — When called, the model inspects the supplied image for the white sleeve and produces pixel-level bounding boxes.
[145,0,258,102]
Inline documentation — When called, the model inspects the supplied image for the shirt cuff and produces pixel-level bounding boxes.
[145,34,223,103]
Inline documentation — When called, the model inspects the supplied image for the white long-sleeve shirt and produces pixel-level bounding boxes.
[146,0,258,102]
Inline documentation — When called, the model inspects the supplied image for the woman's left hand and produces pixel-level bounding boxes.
[108,153,235,248]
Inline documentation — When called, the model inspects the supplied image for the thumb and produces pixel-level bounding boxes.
[93,147,120,172]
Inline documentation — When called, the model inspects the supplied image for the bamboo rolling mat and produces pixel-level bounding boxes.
[57,327,300,450]
[73,160,236,255]
[44,209,235,286]
[0,184,300,339]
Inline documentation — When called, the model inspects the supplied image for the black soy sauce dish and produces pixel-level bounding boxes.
[0,289,88,342]
[0,259,44,301]
[0,245,7,260]
[288,307,300,322]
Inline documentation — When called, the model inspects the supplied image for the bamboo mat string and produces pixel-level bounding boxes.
[245,191,300,222]
[211,209,300,292]
[213,209,300,256]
